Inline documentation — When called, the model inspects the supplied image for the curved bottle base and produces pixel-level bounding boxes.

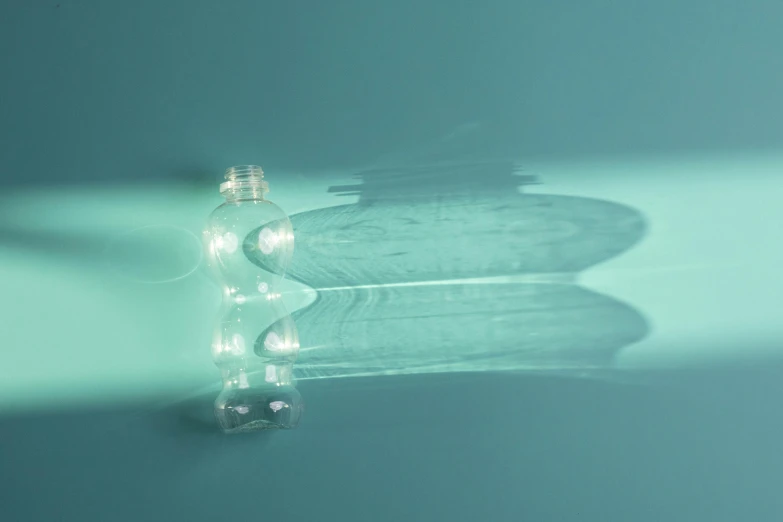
[214,386,304,434]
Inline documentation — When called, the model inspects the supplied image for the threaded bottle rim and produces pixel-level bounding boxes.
[224,165,265,180]
[220,165,269,198]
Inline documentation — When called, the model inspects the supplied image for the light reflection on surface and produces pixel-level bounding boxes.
[4,152,783,412]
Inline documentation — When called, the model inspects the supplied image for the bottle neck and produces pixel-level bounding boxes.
[220,165,269,202]
[223,187,268,202]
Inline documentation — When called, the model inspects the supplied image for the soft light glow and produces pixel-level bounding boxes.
[231,334,246,355]
[257,227,277,255]
[238,371,249,389]
[221,232,238,254]
[265,365,277,383]
[264,332,284,352]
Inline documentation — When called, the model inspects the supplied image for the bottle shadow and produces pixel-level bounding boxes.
[282,159,650,378]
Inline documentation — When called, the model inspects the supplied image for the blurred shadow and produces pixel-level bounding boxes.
[0,226,104,261]
[152,392,223,436]
[0,222,203,284]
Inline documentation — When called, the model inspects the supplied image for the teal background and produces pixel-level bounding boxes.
[2,1,783,521]
[4,0,783,181]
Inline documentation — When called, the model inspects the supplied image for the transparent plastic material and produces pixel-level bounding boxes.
[203,165,303,433]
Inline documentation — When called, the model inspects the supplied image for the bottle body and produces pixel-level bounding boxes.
[203,167,302,433]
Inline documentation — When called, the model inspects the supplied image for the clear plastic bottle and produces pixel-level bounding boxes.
[203,165,303,433]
